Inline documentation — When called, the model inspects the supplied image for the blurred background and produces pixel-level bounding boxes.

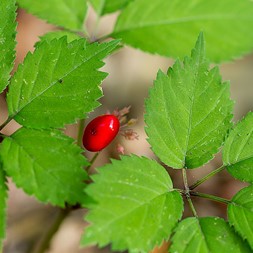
[1,4,253,253]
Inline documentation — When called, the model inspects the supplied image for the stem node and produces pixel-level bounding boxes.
[182,169,198,217]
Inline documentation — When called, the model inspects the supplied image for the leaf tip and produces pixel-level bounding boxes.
[191,32,206,62]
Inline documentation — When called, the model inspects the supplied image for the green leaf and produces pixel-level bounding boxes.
[0,127,88,207]
[0,167,7,251]
[170,217,251,253]
[17,0,87,31]
[7,38,119,129]
[90,0,134,16]
[228,185,253,250]
[223,112,253,183]
[81,155,183,253]
[112,0,253,62]
[145,33,233,169]
[0,0,16,93]
[35,31,81,48]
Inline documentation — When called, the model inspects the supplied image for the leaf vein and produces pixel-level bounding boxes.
[11,42,112,118]
[192,86,227,129]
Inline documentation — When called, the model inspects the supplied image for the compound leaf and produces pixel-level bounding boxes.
[81,155,183,253]
[145,33,233,169]
[228,185,253,250]
[170,217,251,253]
[90,0,134,16]
[223,112,253,183]
[17,0,87,31]
[0,127,88,207]
[0,168,7,252]
[0,0,16,93]
[7,38,119,129]
[113,0,253,62]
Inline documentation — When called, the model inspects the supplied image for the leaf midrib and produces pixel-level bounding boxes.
[10,42,114,119]
[114,14,250,35]
[8,134,82,202]
[196,219,211,253]
[184,53,203,167]
[89,191,175,235]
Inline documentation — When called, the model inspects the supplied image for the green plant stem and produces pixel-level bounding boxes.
[86,152,100,174]
[189,165,226,190]
[0,117,12,131]
[190,191,231,205]
[30,208,71,253]
[182,169,198,217]
[77,119,85,147]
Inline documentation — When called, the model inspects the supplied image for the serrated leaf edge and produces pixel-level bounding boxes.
[1,128,88,207]
[0,169,8,252]
[0,0,17,93]
[7,38,120,129]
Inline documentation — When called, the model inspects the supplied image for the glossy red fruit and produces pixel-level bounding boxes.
[83,114,120,152]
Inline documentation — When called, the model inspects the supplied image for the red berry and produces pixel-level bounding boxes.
[83,114,120,152]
